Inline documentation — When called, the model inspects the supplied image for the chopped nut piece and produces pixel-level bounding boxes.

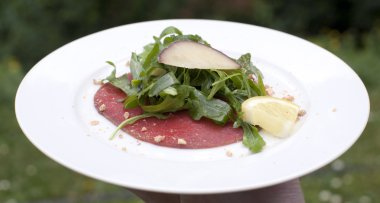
[93,79,103,85]
[90,120,100,126]
[298,109,306,117]
[283,95,295,102]
[141,127,147,132]
[154,135,166,143]
[121,147,127,152]
[177,138,187,145]
[248,74,256,81]
[118,134,123,139]
[123,112,130,119]
[265,85,274,96]
[226,150,233,157]
[332,108,337,112]
[98,104,106,112]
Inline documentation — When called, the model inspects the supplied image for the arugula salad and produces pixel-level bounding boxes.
[103,26,269,153]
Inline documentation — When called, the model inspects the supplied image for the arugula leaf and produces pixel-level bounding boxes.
[140,85,189,113]
[130,53,144,80]
[211,72,241,87]
[139,43,154,63]
[207,70,225,99]
[200,72,213,95]
[188,87,232,124]
[223,86,243,113]
[241,122,265,153]
[103,61,137,95]
[163,34,210,47]
[159,26,183,39]
[241,72,257,97]
[110,113,168,140]
[142,42,160,69]
[237,54,267,96]
[123,95,138,109]
[148,72,179,97]
[257,74,267,96]
[137,83,154,97]
[237,53,263,78]
[208,71,241,99]
[162,87,177,96]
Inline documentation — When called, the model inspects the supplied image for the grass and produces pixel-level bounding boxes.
[0,30,379,202]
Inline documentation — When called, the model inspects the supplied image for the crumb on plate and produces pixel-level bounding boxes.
[283,94,295,102]
[93,79,103,85]
[90,120,100,126]
[226,150,233,157]
[298,109,306,117]
[265,85,274,96]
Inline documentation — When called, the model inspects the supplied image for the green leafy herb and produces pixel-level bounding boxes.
[187,87,232,124]
[103,61,137,95]
[159,26,183,39]
[130,53,144,80]
[109,113,168,140]
[103,26,268,153]
[241,122,265,152]
[237,54,267,96]
[148,72,179,97]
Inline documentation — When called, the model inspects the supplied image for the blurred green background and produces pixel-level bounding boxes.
[1,0,379,202]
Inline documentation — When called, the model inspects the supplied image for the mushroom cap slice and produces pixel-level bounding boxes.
[158,40,240,70]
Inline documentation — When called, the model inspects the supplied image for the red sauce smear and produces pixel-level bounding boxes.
[94,83,243,149]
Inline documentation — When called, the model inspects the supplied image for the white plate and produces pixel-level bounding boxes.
[15,19,369,194]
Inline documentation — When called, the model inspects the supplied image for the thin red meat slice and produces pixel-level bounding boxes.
[94,83,243,149]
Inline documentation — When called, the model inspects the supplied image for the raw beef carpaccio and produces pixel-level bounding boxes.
[94,83,243,149]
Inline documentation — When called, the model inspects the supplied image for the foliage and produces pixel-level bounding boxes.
[1,0,379,71]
